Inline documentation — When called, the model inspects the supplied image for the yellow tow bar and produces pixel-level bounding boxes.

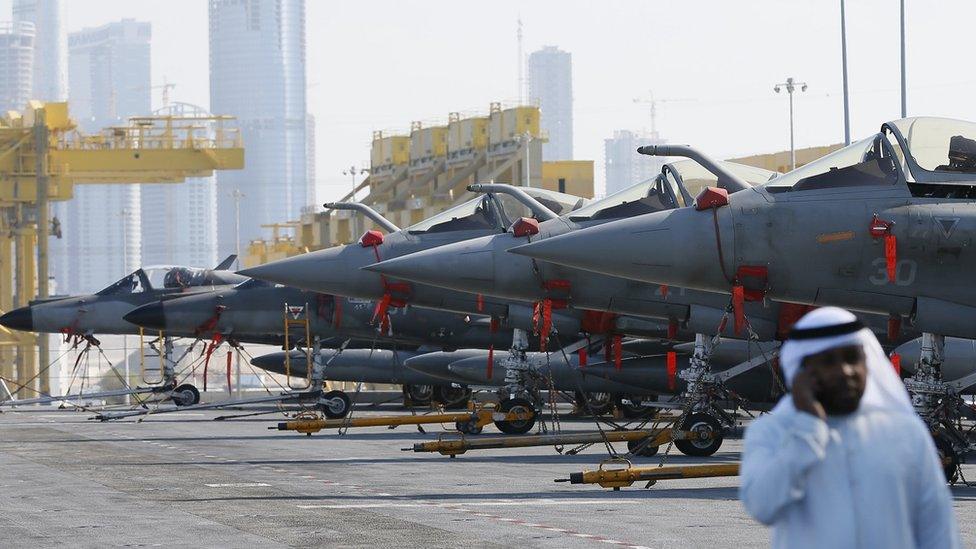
[406,429,673,457]
[556,458,740,490]
[272,405,533,435]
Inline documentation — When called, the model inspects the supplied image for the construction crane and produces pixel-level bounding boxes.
[632,92,693,139]
[0,100,244,394]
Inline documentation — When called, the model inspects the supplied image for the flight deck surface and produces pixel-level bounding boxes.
[2,407,975,548]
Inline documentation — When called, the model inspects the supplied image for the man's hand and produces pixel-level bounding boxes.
[792,369,827,420]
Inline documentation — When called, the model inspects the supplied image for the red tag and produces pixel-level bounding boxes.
[226,350,233,396]
[885,234,897,283]
[732,284,745,336]
[666,351,677,391]
[887,315,901,343]
[667,319,678,340]
[660,284,669,298]
[890,352,901,375]
[476,293,484,312]
[578,347,587,368]
[613,334,622,371]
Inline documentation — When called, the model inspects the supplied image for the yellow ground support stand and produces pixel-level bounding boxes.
[557,458,740,490]
[272,403,533,436]
[405,428,673,458]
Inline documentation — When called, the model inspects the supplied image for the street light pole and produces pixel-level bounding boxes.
[120,208,130,404]
[841,0,851,145]
[900,0,907,118]
[342,165,369,237]
[774,77,808,170]
[231,189,244,269]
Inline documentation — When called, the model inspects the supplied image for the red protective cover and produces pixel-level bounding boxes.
[694,187,729,210]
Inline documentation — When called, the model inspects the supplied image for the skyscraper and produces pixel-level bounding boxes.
[58,19,150,293]
[0,21,34,113]
[528,46,573,161]
[12,0,66,102]
[604,130,667,196]
[209,0,309,256]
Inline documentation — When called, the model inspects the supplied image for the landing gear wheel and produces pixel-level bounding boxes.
[614,394,655,419]
[455,419,483,435]
[433,385,471,409]
[574,391,613,416]
[674,412,724,457]
[402,384,433,407]
[494,397,537,435]
[627,437,660,457]
[171,384,200,407]
[319,390,351,419]
[933,431,961,484]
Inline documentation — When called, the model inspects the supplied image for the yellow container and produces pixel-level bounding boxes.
[448,116,488,152]
[370,134,410,168]
[410,125,448,161]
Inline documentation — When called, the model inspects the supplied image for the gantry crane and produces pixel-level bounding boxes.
[0,100,244,394]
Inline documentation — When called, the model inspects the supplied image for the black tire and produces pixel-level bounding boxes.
[403,384,433,407]
[933,431,961,484]
[674,412,724,457]
[614,394,655,419]
[455,419,483,435]
[320,390,351,419]
[627,437,660,457]
[574,391,613,416]
[172,384,200,406]
[494,397,537,435]
[433,385,471,409]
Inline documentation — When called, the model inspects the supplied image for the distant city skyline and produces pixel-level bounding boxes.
[209,0,309,258]
[528,45,573,161]
[604,130,666,196]
[56,18,150,293]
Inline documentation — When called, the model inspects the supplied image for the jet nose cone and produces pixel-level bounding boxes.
[508,207,728,290]
[239,245,365,296]
[123,301,166,330]
[0,306,33,332]
[364,237,496,293]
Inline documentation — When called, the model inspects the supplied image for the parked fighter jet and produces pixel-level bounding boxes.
[508,117,976,477]
[0,256,244,338]
[0,256,244,407]
[122,277,518,408]
[363,161,783,339]
[239,189,588,320]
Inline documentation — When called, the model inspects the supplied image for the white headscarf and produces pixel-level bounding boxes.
[776,307,914,415]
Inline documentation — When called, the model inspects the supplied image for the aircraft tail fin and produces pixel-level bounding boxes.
[214,254,238,271]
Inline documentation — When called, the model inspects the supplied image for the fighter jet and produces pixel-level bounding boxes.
[362,160,784,339]
[238,189,588,320]
[0,256,245,407]
[508,117,976,477]
[122,278,520,409]
[0,255,245,339]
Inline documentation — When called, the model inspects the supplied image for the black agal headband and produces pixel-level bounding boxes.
[788,319,864,341]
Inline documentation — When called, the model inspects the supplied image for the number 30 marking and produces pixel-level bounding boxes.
[868,258,917,286]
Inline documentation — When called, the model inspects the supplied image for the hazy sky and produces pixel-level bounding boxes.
[7,0,976,208]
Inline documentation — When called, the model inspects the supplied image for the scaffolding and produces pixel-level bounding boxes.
[0,100,244,394]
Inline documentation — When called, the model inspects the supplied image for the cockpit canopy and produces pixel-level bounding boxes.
[97,266,247,295]
[568,160,776,222]
[764,117,976,197]
[405,188,588,234]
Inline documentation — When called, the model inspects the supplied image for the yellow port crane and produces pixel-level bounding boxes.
[0,100,244,394]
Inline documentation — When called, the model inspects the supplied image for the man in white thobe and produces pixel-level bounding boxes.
[740,307,959,549]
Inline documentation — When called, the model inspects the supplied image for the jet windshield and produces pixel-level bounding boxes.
[96,270,151,295]
[764,134,899,192]
[887,117,976,177]
[406,188,586,234]
[569,160,776,221]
